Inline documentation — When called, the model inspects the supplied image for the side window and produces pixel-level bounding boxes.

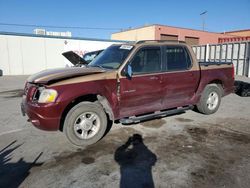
[130,48,161,74]
[164,46,191,71]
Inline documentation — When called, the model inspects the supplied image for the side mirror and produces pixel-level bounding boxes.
[125,64,133,80]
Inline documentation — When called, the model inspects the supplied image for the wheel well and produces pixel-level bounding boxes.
[208,80,224,94]
[59,94,97,131]
[59,94,113,132]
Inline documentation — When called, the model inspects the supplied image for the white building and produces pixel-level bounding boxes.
[0,31,124,75]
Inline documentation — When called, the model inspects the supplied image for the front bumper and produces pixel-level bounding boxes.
[21,96,61,131]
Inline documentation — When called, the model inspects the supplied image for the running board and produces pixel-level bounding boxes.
[119,105,193,125]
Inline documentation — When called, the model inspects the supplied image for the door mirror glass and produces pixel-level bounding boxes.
[125,64,133,80]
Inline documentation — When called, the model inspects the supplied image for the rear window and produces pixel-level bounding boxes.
[164,46,192,71]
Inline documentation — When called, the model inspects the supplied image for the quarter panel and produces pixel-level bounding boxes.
[195,66,234,102]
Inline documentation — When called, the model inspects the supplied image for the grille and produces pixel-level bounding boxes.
[24,82,30,95]
[32,88,41,101]
[24,82,39,101]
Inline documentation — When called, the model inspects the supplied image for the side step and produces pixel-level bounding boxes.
[119,105,193,125]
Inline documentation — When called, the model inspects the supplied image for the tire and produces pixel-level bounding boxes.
[241,82,250,97]
[196,84,222,115]
[63,101,107,147]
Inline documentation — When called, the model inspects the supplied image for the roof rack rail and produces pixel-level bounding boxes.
[136,40,186,44]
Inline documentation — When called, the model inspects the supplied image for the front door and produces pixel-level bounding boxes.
[119,47,163,118]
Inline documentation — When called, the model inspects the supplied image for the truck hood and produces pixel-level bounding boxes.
[27,67,106,84]
[62,51,87,65]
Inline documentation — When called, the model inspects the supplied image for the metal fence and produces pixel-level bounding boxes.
[192,41,250,77]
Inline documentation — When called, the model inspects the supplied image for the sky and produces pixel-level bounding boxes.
[0,0,249,39]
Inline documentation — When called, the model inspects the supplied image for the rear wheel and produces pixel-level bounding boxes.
[63,101,107,147]
[196,84,222,115]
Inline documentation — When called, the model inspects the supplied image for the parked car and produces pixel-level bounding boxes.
[21,40,235,146]
[82,50,103,64]
[62,50,103,67]
[234,80,250,97]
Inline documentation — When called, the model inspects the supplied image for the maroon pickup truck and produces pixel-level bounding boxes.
[21,41,234,146]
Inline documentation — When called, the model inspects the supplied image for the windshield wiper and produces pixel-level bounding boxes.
[88,64,114,70]
[88,65,104,69]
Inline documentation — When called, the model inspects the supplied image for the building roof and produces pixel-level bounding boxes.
[113,24,225,35]
[223,29,250,34]
[0,31,127,43]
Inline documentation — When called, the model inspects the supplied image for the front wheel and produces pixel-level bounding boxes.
[196,84,222,115]
[63,101,107,147]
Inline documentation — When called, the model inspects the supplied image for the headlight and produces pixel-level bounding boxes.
[38,89,58,103]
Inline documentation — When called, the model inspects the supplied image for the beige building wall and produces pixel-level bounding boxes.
[111,25,155,41]
[224,30,250,37]
[111,24,237,45]
[154,25,232,45]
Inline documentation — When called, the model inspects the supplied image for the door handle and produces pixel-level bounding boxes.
[149,76,159,80]
[189,72,194,77]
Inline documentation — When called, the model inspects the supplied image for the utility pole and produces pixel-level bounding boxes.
[200,11,207,31]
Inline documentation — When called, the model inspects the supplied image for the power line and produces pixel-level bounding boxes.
[0,22,122,31]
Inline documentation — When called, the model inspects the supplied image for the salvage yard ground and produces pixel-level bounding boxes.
[0,76,250,188]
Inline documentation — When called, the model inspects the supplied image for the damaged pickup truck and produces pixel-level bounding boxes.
[21,41,235,146]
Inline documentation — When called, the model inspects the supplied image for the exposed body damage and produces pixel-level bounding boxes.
[21,41,235,146]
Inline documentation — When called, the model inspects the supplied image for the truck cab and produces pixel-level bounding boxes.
[21,40,235,146]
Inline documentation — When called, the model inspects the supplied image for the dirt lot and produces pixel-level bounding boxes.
[0,76,250,188]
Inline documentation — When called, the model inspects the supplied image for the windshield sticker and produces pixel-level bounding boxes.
[120,45,133,50]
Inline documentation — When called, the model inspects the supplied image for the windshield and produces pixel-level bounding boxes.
[88,45,134,69]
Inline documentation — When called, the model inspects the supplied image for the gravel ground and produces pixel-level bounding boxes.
[0,75,250,188]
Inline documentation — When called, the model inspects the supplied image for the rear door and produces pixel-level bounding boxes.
[119,46,163,117]
[161,45,200,109]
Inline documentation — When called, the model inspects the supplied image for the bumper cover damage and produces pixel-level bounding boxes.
[21,96,61,131]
